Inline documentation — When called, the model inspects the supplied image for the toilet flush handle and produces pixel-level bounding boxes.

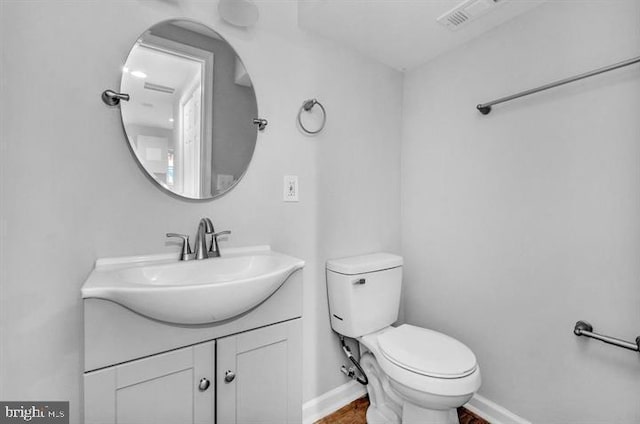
[353,278,366,285]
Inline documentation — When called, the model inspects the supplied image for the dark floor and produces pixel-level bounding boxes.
[315,396,489,424]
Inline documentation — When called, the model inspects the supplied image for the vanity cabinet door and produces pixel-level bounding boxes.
[84,341,215,424]
[216,319,302,424]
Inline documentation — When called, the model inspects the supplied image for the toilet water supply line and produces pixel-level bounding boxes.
[339,336,368,385]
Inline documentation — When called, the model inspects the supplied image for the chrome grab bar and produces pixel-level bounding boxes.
[573,320,640,353]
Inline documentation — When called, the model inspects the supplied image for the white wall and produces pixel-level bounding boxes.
[0,1,402,420]
[402,1,640,422]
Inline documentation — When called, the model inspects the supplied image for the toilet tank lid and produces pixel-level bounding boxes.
[326,253,403,275]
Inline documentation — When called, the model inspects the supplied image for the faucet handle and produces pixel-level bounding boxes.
[166,233,194,261]
[209,230,231,257]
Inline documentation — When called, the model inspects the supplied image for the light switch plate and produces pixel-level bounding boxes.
[283,175,299,202]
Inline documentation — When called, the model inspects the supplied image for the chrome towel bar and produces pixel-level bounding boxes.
[573,320,640,353]
[477,55,640,115]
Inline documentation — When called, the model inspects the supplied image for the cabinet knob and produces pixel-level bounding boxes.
[198,377,211,391]
[224,370,236,383]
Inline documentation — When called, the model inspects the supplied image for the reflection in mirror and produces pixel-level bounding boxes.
[120,19,258,200]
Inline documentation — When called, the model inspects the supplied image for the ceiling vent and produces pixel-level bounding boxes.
[437,0,504,31]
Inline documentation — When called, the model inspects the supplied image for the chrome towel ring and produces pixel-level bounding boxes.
[297,98,326,135]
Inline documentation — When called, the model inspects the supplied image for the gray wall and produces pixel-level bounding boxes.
[401,1,640,422]
[0,1,402,421]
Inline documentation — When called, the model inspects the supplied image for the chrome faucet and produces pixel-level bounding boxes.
[194,218,214,260]
[167,218,231,260]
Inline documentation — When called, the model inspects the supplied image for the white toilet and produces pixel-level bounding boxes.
[326,253,481,424]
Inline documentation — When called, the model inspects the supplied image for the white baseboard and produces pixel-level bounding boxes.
[302,381,367,424]
[465,393,531,424]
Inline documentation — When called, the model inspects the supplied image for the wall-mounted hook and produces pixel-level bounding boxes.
[102,89,130,106]
[253,118,268,131]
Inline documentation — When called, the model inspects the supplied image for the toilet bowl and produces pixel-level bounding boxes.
[360,325,480,424]
[326,253,481,424]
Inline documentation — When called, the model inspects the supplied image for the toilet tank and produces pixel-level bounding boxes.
[326,253,403,338]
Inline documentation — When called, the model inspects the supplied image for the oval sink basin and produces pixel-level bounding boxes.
[81,246,304,324]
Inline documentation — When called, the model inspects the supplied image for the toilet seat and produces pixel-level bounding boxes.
[377,324,477,379]
[360,325,481,398]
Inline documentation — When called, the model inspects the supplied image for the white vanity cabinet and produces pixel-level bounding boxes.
[83,253,303,423]
[84,341,215,424]
[216,319,302,424]
[84,319,301,424]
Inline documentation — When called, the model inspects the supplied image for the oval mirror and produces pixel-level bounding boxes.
[120,19,258,200]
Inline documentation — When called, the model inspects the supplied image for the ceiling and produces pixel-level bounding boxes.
[298,0,546,71]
